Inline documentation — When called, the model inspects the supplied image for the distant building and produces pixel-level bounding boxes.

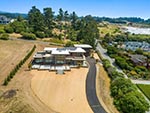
[129,55,150,69]
[0,15,11,24]
[124,41,150,52]
[130,54,147,66]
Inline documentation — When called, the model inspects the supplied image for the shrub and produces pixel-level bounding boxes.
[21,32,36,40]
[3,78,8,86]
[102,58,149,113]
[65,41,74,47]
[36,31,45,38]
[4,25,14,33]
[44,29,53,37]
[111,77,149,113]
[0,29,5,34]
[0,33,9,40]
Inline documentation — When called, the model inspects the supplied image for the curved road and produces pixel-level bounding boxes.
[86,57,106,113]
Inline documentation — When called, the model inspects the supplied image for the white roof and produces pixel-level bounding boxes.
[69,47,86,53]
[43,47,86,55]
[74,44,92,48]
[44,47,57,51]
[51,49,70,55]
[43,54,52,57]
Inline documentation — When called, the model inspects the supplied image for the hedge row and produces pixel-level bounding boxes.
[102,59,124,80]
[102,58,149,113]
[3,45,36,86]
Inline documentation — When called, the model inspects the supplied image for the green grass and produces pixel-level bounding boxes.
[49,38,64,44]
[0,24,5,33]
[137,84,150,100]
[99,24,122,36]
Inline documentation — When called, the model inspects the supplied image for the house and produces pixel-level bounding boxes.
[124,41,150,52]
[32,46,89,71]
[74,44,92,56]
[130,54,147,66]
[0,15,11,24]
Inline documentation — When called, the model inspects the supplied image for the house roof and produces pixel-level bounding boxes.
[68,47,86,53]
[74,44,92,49]
[130,54,147,63]
[51,49,70,55]
[44,47,57,52]
[44,47,86,55]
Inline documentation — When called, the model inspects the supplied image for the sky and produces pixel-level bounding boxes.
[0,0,150,19]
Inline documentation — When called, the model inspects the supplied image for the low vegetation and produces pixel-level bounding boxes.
[21,32,36,40]
[106,46,150,79]
[0,33,9,40]
[137,84,150,100]
[102,59,149,113]
[3,45,36,85]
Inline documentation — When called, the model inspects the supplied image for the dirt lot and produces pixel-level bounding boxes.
[0,40,34,84]
[0,39,57,113]
[31,68,93,113]
[0,39,117,113]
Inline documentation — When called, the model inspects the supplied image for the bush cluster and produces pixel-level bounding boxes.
[102,59,124,80]
[21,32,36,40]
[0,33,9,40]
[3,45,36,85]
[102,58,149,113]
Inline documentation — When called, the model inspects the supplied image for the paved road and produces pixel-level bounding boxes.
[96,40,150,84]
[132,80,150,85]
[86,57,106,113]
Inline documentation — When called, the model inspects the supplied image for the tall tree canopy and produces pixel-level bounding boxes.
[64,11,69,21]
[43,7,54,30]
[70,11,78,29]
[77,15,99,48]
[28,6,45,32]
[57,8,64,21]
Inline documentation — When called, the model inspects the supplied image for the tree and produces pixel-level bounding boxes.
[107,46,118,56]
[116,91,149,113]
[77,15,99,49]
[17,15,24,22]
[28,6,45,32]
[111,78,137,98]
[57,8,64,21]
[70,11,78,29]
[43,7,54,29]
[64,11,69,21]
[35,31,45,38]
[67,28,77,41]
[21,32,36,40]
[4,25,14,33]
[10,20,27,33]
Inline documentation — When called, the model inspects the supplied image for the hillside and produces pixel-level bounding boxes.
[0,11,27,19]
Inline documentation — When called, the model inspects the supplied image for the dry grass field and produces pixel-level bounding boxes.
[0,39,56,113]
[0,39,115,113]
[0,40,34,84]
[31,68,93,113]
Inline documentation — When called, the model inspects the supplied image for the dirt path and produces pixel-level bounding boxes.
[31,68,93,113]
